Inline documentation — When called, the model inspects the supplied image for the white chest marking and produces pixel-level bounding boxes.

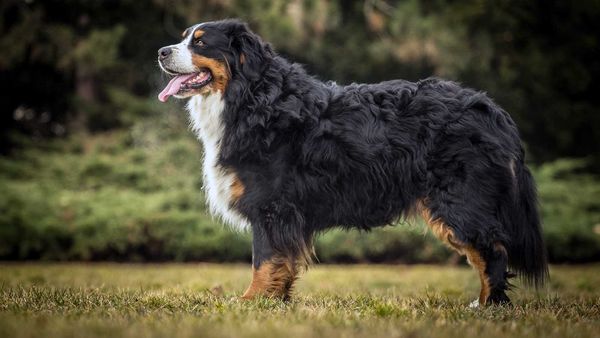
[187,93,250,231]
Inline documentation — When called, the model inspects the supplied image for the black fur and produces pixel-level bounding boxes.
[181,20,549,291]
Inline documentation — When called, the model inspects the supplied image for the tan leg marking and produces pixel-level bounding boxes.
[418,201,491,305]
[419,202,462,251]
[464,247,490,305]
[242,256,298,300]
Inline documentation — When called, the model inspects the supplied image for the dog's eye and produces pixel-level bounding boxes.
[195,39,205,46]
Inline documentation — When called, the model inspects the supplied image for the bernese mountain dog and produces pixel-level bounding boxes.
[157,19,548,306]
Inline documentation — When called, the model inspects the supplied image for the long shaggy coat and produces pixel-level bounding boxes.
[158,19,548,305]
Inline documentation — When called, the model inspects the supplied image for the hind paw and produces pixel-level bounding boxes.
[486,292,511,305]
[468,299,480,308]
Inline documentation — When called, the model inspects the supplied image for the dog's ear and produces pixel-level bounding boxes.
[228,21,270,81]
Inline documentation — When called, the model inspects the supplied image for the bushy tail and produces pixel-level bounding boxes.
[502,158,549,287]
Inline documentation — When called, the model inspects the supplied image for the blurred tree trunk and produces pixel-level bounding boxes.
[72,62,95,132]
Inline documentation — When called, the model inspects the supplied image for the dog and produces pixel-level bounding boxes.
[157,19,548,306]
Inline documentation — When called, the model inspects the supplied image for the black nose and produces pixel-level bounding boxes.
[158,47,172,60]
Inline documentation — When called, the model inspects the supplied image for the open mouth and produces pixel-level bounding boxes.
[158,68,212,102]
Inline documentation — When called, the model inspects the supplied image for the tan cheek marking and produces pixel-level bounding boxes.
[193,29,204,39]
[192,55,230,93]
[240,53,246,64]
[418,200,491,305]
[230,175,245,204]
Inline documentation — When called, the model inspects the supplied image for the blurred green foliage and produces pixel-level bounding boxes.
[0,112,598,263]
[535,159,600,262]
[0,111,251,262]
[0,0,598,263]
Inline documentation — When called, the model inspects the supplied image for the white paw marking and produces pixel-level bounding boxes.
[469,299,480,309]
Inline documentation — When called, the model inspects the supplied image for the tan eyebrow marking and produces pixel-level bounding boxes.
[193,29,204,39]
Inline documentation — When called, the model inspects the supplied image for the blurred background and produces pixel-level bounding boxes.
[0,0,598,264]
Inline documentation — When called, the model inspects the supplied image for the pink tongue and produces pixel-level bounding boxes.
[158,74,196,102]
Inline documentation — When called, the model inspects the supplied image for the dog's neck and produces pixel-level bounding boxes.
[186,91,226,147]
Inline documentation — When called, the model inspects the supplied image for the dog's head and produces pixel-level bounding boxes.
[157,19,269,102]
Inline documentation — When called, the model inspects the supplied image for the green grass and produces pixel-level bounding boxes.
[0,264,598,338]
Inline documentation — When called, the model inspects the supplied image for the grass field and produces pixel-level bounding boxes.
[0,264,598,338]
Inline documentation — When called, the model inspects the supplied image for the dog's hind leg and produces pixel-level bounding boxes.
[463,242,511,306]
[483,243,512,304]
[419,202,511,306]
[242,224,301,300]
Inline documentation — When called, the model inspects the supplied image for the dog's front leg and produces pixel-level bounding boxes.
[241,224,299,300]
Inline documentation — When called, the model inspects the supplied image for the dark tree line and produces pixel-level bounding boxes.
[1,0,598,165]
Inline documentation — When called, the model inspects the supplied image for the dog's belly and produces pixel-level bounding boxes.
[188,93,250,231]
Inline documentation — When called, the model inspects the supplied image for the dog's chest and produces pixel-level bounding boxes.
[187,94,249,230]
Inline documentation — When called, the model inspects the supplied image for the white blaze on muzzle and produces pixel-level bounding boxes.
[158,24,205,102]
